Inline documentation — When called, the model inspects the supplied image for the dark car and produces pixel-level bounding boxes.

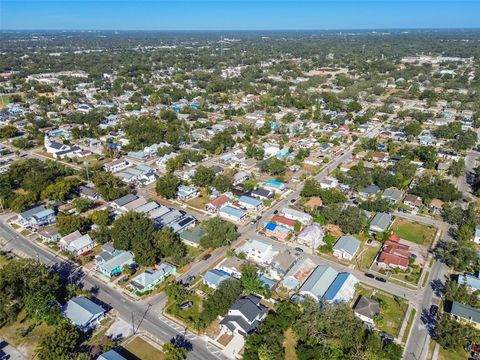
[365,273,375,279]
[375,276,387,283]
[290,198,297,203]
[294,247,304,253]
[273,210,279,214]
[183,276,195,286]
[179,301,193,310]
[429,304,439,318]
[202,253,211,261]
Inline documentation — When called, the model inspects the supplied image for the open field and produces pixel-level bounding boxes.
[122,336,165,360]
[391,219,436,246]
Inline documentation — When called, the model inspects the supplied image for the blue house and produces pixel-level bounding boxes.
[18,205,55,229]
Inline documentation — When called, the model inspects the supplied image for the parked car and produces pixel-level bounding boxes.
[365,273,374,279]
[290,198,297,203]
[294,247,304,253]
[179,301,193,310]
[375,276,387,283]
[183,276,195,286]
[202,254,211,261]
[273,210,279,214]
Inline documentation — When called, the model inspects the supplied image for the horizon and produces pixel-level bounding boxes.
[1,0,479,31]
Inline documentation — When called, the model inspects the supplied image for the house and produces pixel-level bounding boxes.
[206,194,231,213]
[369,212,392,233]
[122,197,148,212]
[299,265,338,302]
[177,185,199,201]
[111,194,138,211]
[304,197,323,211]
[376,240,411,270]
[238,195,263,211]
[359,184,381,198]
[268,250,296,280]
[272,215,296,231]
[382,187,404,204]
[98,350,128,360]
[95,244,135,278]
[18,205,56,229]
[235,239,280,265]
[282,207,312,225]
[219,295,267,337]
[323,272,359,303]
[78,185,100,201]
[250,188,274,201]
[474,226,480,244]
[404,194,423,210]
[62,297,106,331]
[59,231,94,255]
[430,198,444,214]
[218,257,247,279]
[353,296,380,326]
[233,171,249,185]
[264,222,290,241]
[262,179,285,193]
[281,257,316,291]
[135,201,160,214]
[297,223,325,249]
[219,206,247,223]
[179,226,206,248]
[447,301,480,328]
[38,227,61,242]
[203,269,231,289]
[102,159,130,173]
[44,135,70,155]
[332,235,361,261]
[458,273,480,291]
[130,262,176,293]
[320,177,338,189]
[372,152,389,163]
[168,214,196,234]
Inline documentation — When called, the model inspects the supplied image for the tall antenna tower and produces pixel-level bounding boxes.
[362,44,366,54]
[220,36,224,57]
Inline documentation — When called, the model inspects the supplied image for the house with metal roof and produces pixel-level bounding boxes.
[333,235,361,261]
[63,233,94,256]
[281,257,316,291]
[62,297,106,331]
[238,195,263,211]
[282,207,312,225]
[168,214,196,234]
[112,194,138,209]
[203,269,231,289]
[219,295,267,337]
[262,179,285,193]
[458,273,480,291]
[297,223,325,249]
[177,185,199,201]
[98,350,127,360]
[130,262,176,293]
[369,212,392,233]
[179,226,206,248]
[95,249,135,278]
[323,272,359,303]
[134,201,160,214]
[299,265,338,302]
[219,205,247,223]
[448,301,480,327]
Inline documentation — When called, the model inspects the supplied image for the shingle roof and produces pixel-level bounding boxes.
[353,296,380,319]
[449,301,480,324]
[113,194,138,207]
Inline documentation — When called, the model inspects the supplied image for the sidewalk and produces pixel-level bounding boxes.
[396,304,414,344]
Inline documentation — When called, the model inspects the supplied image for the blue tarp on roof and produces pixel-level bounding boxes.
[265,222,276,231]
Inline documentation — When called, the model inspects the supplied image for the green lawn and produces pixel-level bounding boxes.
[391,219,436,246]
[438,346,469,360]
[165,293,202,329]
[402,308,416,344]
[390,264,423,286]
[0,95,10,106]
[122,337,165,360]
[357,245,381,270]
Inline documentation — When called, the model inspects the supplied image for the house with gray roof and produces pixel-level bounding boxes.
[62,297,105,331]
[359,184,381,199]
[98,350,127,360]
[18,205,55,229]
[448,301,480,327]
[95,248,135,278]
[177,185,199,201]
[333,235,361,261]
[299,265,338,302]
[219,295,267,337]
[112,194,138,209]
[130,262,176,293]
[203,269,231,289]
[353,296,380,325]
[179,226,206,248]
[381,187,404,204]
[369,212,392,233]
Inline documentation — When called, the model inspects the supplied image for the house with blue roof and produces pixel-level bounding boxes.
[95,245,135,278]
[299,265,338,302]
[333,235,361,261]
[220,205,247,223]
[98,350,127,360]
[323,272,359,303]
[238,195,263,211]
[203,269,231,289]
[263,179,285,193]
[177,185,199,201]
[458,273,480,291]
[62,297,106,331]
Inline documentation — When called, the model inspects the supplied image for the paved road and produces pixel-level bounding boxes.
[0,222,226,360]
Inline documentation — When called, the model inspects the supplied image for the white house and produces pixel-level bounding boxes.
[235,239,280,265]
[59,231,94,255]
[332,235,361,261]
[282,207,312,225]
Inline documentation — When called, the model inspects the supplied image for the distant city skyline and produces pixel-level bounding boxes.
[1,0,479,31]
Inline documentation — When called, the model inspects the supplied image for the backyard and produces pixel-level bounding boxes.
[121,336,165,360]
[391,219,436,246]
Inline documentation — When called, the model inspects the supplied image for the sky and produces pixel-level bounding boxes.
[1,0,479,31]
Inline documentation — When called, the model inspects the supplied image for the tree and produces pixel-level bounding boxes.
[411,174,461,202]
[90,209,110,227]
[434,315,480,350]
[448,159,466,178]
[72,197,95,213]
[92,171,129,201]
[246,144,265,160]
[41,177,80,202]
[260,158,286,176]
[403,121,422,137]
[38,321,80,360]
[156,173,179,199]
[200,217,239,249]
[154,228,187,265]
[110,212,156,265]
[200,279,243,326]
[57,214,92,236]
[191,166,215,187]
[213,173,233,192]
[162,342,188,360]
[240,263,269,297]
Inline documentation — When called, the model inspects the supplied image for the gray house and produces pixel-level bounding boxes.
[369,212,392,233]
[62,297,105,331]
[333,235,361,261]
[219,295,267,336]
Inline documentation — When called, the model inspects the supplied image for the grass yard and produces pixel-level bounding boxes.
[375,292,408,337]
[0,95,10,106]
[438,346,469,360]
[122,336,165,360]
[390,265,423,286]
[0,253,11,268]
[186,188,209,209]
[283,328,298,360]
[391,219,436,246]
[357,245,381,270]
[402,308,416,344]
[165,293,202,329]
[0,310,54,358]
